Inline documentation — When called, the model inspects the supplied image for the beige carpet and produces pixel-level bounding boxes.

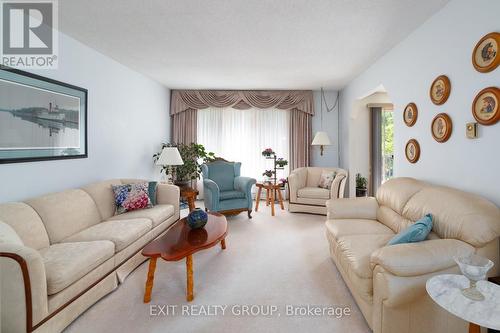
[64,202,371,333]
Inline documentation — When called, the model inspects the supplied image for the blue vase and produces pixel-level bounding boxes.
[187,208,208,229]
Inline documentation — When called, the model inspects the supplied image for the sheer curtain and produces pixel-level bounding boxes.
[197,107,290,185]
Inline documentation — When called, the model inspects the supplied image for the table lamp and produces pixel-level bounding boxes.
[155,147,184,184]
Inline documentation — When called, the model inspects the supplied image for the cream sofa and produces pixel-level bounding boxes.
[0,179,180,333]
[288,167,347,215]
[325,177,500,333]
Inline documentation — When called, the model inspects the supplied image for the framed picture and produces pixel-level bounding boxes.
[472,87,500,126]
[403,103,418,127]
[472,32,500,73]
[0,67,87,164]
[431,113,453,143]
[405,139,420,164]
[429,75,451,105]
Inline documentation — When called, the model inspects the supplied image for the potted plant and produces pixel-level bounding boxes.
[275,158,288,168]
[261,148,275,157]
[262,170,274,178]
[355,173,368,197]
[154,143,215,187]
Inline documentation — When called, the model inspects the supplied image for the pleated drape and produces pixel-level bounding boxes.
[289,109,311,170]
[171,90,314,115]
[170,90,313,170]
[171,108,197,145]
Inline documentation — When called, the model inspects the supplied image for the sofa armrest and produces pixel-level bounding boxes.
[156,183,180,219]
[1,243,49,330]
[326,197,379,220]
[288,168,307,202]
[370,239,474,277]
[329,174,347,199]
[203,178,220,208]
[234,176,256,197]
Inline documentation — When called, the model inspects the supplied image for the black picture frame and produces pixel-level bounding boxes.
[0,66,88,164]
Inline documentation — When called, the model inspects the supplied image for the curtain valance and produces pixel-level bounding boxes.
[171,90,314,115]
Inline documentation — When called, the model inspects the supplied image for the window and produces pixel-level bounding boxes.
[381,110,394,182]
[197,107,289,182]
[371,107,393,194]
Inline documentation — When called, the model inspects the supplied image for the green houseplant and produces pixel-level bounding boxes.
[355,173,368,197]
[153,143,215,186]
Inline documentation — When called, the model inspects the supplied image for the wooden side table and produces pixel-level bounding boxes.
[255,182,284,216]
[180,187,198,212]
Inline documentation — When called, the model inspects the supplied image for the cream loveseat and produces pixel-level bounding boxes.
[0,179,180,333]
[325,177,500,333]
[288,167,347,215]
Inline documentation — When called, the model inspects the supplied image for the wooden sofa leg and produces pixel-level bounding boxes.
[248,210,252,219]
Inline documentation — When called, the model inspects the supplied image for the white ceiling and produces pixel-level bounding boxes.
[59,0,449,90]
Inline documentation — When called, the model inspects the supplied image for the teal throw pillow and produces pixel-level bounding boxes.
[148,181,158,205]
[387,214,433,246]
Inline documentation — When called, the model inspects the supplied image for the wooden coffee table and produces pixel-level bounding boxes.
[142,212,227,303]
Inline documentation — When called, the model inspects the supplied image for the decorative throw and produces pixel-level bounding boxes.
[387,214,433,246]
[112,182,154,214]
[318,171,336,189]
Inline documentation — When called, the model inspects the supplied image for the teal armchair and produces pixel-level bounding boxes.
[201,159,256,218]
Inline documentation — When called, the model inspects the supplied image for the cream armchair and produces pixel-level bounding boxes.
[288,167,347,215]
[325,177,500,333]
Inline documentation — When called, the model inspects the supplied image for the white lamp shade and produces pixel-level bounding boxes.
[311,131,332,146]
[155,147,184,166]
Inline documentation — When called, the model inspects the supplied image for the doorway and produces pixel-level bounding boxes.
[371,106,394,195]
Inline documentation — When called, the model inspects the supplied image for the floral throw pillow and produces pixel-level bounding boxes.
[112,182,153,215]
[318,171,336,189]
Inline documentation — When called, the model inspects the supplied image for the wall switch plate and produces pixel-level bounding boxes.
[466,122,478,139]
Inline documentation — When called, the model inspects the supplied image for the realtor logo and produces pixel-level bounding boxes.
[1,0,58,68]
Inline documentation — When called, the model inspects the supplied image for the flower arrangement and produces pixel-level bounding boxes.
[262,170,274,177]
[275,158,288,167]
[261,148,275,157]
[279,178,288,185]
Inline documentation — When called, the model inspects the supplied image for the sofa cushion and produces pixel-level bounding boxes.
[0,202,50,250]
[334,234,393,302]
[63,219,152,252]
[325,219,394,241]
[402,186,500,248]
[40,241,114,295]
[206,162,235,191]
[81,179,122,220]
[107,205,174,228]
[0,221,23,245]
[376,177,426,214]
[298,187,330,199]
[220,190,246,201]
[26,189,102,244]
[336,234,394,279]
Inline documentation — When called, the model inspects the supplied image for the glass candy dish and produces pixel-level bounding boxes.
[454,254,494,301]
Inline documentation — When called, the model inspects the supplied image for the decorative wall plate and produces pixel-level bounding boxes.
[403,103,418,127]
[430,75,451,105]
[431,113,453,143]
[405,139,420,163]
[472,32,500,73]
[472,87,500,125]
